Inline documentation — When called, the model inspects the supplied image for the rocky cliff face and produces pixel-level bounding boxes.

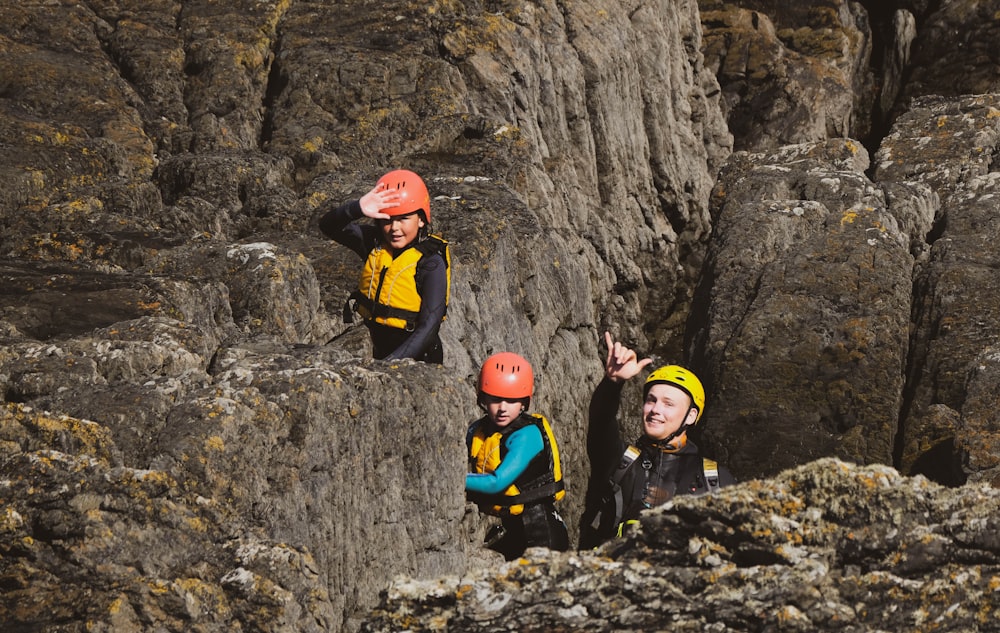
[1,0,998,631]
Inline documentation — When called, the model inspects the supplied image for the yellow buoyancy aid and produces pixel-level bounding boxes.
[353,234,450,330]
[467,413,565,516]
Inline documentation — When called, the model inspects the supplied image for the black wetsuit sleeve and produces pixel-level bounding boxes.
[318,199,380,258]
[587,377,628,481]
[386,252,447,360]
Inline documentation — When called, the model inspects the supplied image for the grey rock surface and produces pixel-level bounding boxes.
[2,0,1000,631]
[874,94,1000,488]
[689,139,923,479]
[362,458,1000,632]
[894,0,1000,113]
[699,0,874,151]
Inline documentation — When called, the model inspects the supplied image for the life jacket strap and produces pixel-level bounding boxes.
[468,479,565,512]
[415,235,450,317]
[500,479,565,506]
[416,234,449,261]
[346,290,419,330]
[702,458,721,493]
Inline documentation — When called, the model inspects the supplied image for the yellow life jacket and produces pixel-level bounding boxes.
[352,234,450,330]
[467,413,565,516]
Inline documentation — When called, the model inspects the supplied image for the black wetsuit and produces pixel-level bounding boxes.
[319,200,447,363]
[579,377,736,549]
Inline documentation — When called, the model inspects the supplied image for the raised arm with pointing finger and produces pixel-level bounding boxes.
[579,331,736,549]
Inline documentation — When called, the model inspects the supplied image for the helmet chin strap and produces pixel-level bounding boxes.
[650,429,687,453]
[648,408,698,452]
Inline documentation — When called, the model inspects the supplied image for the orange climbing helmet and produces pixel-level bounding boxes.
[643,365,706,423]
[375,169,431,223]
[478,352,534,401]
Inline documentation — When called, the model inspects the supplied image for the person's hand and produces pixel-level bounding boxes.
[603,331,651,383]
[358,185,401,220]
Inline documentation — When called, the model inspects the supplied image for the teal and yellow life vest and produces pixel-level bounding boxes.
[351,234,450,331]
[467,413,565,516]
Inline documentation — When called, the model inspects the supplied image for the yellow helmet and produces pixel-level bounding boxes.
[643,365,705,423]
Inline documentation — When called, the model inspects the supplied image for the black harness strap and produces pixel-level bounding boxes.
[497,480,565,506]
[591,447,721,532]
[348,291,419,328]
[590,445,641,530]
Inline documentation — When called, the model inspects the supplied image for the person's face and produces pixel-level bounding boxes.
[481,394,524,428]
[642,383,698,441]
[379,212,425,250]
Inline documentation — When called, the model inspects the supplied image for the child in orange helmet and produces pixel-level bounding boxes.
[466,352,569,560]
[579,332,735,549]
[320,170,449,363]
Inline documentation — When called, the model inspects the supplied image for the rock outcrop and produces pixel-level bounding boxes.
[699,0,876,151]
[2,0,1000,631]
[362,458,1000,632]
[689,138,925,479]
[875,94,1000,488]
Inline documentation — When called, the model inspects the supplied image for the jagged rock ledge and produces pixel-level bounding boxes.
[361,458,1000,632]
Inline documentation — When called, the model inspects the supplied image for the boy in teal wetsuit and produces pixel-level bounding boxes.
[466,352,568,560]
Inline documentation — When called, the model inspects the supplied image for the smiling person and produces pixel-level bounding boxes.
[466,352,569,560]
[579,332,735,549]
[319,170,449,363]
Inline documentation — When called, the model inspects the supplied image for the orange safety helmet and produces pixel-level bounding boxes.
[478,352,534,401]
[375,169,431,223]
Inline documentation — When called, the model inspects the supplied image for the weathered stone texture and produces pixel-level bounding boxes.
[699,0,874,151]
[361,459,1000,632]
[874,94,1000,487]
[895,0,1000,110]
[3,0,1000,630]
[688,139,926,480]
[1,346,479,631]
[1,402,337,632]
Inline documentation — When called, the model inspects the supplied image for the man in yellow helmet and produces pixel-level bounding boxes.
[579,331,735,549]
